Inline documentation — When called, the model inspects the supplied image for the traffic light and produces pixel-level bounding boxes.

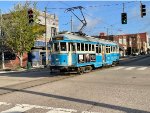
[141,4,146,17]
[28,9,34,24]
[121,13,127,24]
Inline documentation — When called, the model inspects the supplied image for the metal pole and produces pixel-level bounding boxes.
[71,16,73,32]
[131,37,132,55]
[123,3,124,13]
[107,28,109,40]
[0,9,5,69]
[45,7,48,66]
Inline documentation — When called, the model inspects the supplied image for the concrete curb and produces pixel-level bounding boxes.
[0,67,49,74]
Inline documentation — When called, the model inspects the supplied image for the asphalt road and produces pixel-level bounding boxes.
[0,55,150,113]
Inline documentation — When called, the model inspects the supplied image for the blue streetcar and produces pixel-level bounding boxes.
[49,32,120,74]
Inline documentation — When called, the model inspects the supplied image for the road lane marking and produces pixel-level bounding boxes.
[124,67,136,70]
[137,67,148,70]
[111,66,125,70]
[1,104,34,113]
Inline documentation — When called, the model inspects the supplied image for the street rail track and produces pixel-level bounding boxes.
[0,55,149,96]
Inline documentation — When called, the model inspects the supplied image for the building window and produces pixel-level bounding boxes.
[51,27,56,37]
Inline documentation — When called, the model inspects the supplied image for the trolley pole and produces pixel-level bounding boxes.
[71,16,73,32]
[0,9,5,69]
[45,7,48,66]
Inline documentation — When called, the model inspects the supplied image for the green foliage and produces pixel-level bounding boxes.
[2,2,42,54]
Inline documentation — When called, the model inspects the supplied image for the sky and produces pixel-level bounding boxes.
[0,1,150,36]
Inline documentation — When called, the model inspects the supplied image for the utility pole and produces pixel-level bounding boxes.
[71,16,73,32]
[45,7,48,66]
[0,9,5,69]
[107,28,108,36]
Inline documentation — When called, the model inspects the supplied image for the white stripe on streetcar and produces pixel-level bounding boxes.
[1,104,34,113]
[112,66,125,70]
[124,67,136,70]
[137,67,148,70]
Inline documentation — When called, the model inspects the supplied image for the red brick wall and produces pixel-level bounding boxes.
[4,53,28,69]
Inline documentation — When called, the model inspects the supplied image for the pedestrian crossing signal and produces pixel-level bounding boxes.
[121,13,127,24]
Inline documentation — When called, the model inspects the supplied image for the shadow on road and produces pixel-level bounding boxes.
[0,70,73,78]
[0,87,149,113]
[119,55,150,67]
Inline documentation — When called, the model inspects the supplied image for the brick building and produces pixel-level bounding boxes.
[100,32,149,56]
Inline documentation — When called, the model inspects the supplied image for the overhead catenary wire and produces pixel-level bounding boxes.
[46,1,150,35]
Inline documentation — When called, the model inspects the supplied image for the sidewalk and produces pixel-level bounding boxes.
[0,67,49,74]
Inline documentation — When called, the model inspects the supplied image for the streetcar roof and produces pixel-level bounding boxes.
[53,32,117,46]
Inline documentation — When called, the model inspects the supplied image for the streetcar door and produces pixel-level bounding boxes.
[102,45,106,63]
[68,43,73,66]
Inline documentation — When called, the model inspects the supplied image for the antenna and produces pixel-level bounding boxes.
[65,6,87,33]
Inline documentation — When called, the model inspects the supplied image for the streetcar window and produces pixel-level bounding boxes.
[106,46,110,53]
[96,47,98,53]
[96,46,99,53]
[54,43,59,52]
[81,43,84,51]
[113,46,116,52]
[99,45,101,53]
[89,44,91,51]
[77,43,80,51]
[60,42,66,51]
[85,44,88,51]
[92,44,95,51]
[110,46,112,53]
[72,43,75,51]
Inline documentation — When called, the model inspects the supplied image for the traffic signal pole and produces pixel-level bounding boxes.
[0,9,5,69]
[45,7,48,66]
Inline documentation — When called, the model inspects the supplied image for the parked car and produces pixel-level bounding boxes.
[132,52,139,56]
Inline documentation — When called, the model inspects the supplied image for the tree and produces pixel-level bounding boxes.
[2,2,44,67]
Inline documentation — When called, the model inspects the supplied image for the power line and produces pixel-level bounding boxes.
[45,1,137,10]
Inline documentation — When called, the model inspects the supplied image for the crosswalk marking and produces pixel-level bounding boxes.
[124,67,136,70]
[111,66,150,71]
[1,104,34,113]
[0,102,79,113]
[137,67,148,70]
[0,102,10,106]
[112,66,125,70]
[46,109,75,113]
[46,108,77,113]
[82,111,100,113]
